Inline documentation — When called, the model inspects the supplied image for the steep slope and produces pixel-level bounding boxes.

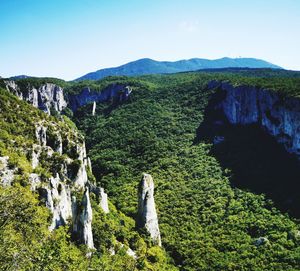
[73,73,300,271]
[0,87,176,270]
[75,57,281,81]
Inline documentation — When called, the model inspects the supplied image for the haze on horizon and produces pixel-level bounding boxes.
[0,0,299,80]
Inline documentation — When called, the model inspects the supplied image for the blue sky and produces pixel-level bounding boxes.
[0,0,299,80]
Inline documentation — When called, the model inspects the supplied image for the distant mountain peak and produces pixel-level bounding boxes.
[75,57,282,81]
[9,75,32,80]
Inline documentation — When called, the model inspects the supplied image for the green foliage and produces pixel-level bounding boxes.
[74,73,300,271]
[2,70,300,270]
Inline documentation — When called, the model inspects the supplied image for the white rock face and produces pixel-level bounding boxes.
[30,124,94,248]
[92,101,96,116]
[55,133,63,155]
[99,187,109,214]
[27,87,39,108]
[0,93,105,251]
[69,84,132,112]
[78,188,94,249]
[0,156,15,186]
[4,81,67,115]
[35,125,47,147]
[44,174,73,231]
[137,173,161,246]
[209,81,300,158]
[74,143,88,188]
[87,157,92,172]
[5,80,23,99]
[32,144,41,169]
[126,247,137,259]
[29,173,41,191]
[88,182,110,213]
[38,83,67,114]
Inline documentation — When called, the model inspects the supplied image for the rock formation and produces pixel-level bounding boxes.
[35,125,47,146]
[137,173,161,246]
[208,80,300,159]
[42,174,73,230]
[92,101,96,116]
[4,80,67,115]
[0,118,110,250]
[78,188,94,249]
[99,187,109,214]
[69,83,132,111]
[0,156,16,186]
[89,183,109,214]
[4,80,132,116]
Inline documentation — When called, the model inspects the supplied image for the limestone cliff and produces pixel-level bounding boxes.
[4,80,132,115]
[69,83,132,111]
[208,80,300,159]
[0,120,109,250]
[137,173,161,246]
[4,80,67,115]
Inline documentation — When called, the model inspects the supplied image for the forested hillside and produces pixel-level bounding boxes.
[73,71,300,271]
[1,69,300,270]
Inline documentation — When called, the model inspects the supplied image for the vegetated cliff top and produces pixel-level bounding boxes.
[74,57,282,81]
[3,68,300,98]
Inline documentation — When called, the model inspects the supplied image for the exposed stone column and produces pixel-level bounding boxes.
[137,173,161,246]
[92,101,96,116]
[79,188,94,249]
[35,125,47,146]
[99,187,109,214]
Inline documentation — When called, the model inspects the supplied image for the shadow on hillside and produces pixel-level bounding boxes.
[194,93,300,219]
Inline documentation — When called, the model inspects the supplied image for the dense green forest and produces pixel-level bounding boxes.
[73,71,300,271]
[1,69,300,270]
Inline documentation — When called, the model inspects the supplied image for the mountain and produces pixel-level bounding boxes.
[75,57,282,81]
[9,75,32,80]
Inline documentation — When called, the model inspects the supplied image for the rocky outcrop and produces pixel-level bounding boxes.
[78,188,94,248]
[137,173,161,246]
[110,242,137,259]
[4,80,67,115]
[74,142,88,188]
[99,187,109,214]
[254,237,269,246]
[1,81,111,251]
[36,125,47,146]
[0,156,16,186]
[69,83,132,111]
[4,80,132,114]
[41,174,73,230]
[0,124,101,249]
[89,183,109,214]
[209,81,300,159]
[92,101,96,116]
[32,125,93,243]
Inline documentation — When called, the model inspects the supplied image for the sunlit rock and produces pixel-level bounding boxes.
[137,173,161,246]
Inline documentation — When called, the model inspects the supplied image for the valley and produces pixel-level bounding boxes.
[1,69,300,270]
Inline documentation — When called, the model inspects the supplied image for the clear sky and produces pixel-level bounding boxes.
[0,0,299,80]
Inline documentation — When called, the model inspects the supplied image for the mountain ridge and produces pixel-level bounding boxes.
[75,57,282,81]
